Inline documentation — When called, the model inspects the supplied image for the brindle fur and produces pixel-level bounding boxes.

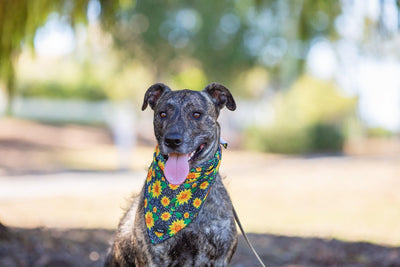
[105,83,238,267]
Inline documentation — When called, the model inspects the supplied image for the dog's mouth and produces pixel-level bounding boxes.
[163,143,206,185]
[189,143,206,163]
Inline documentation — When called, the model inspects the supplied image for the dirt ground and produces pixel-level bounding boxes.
[1,118,400,266]
[1,225,400,267]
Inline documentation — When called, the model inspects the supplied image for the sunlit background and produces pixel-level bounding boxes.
[0,0,400,266]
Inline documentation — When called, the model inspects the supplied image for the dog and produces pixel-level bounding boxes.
[105,83,238,266]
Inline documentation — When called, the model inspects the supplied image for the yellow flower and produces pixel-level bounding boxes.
[146,168,152,182]
[186,178,197,183]
[144,198,148,208]
[161,212,171,221]
[155,231,164,238]
[169,219,186,235]
[184,212,190,219]
[199,181,209,190]
[196,167,202,172]
[186,172,200,180]
[145,211,154,229]
[158,161,165,171]
[176,189,192,205]
[169,184,180,190]
[161,196,170,207]
[152,180,162,198]
[153,206,157,213]
[192,182,197,188]
[193,198,202,209]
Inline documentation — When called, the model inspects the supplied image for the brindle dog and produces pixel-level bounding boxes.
[105,83,238,267]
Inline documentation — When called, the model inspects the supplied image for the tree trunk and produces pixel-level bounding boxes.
[5,62,16,116]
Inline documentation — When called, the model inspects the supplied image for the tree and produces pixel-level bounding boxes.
[98,0,343,94]
[1,0,399,113]
[0,0,109,115]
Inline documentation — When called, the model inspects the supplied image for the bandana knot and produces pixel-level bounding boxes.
[144,146,222,244]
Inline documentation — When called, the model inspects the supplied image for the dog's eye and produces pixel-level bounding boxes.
[193,112,201,119]
[159,112,167,118]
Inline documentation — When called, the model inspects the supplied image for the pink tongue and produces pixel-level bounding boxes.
[164,153,190,185]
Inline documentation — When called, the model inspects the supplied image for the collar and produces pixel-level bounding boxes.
[144,145,222,244]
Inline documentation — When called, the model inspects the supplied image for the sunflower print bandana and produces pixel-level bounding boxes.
[144,145,222,244]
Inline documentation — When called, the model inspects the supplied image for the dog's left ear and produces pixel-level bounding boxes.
[142,83,171,110]
[203,83,236,111]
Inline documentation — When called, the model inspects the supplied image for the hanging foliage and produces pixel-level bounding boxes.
[1,0,399,114]
[0,0,116,114]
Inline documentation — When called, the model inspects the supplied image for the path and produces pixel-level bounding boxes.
[0,171,144,200]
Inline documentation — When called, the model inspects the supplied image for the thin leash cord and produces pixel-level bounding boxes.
[233,207,266,267]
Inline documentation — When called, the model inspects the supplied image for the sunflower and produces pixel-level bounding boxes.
[144,198,148,208]
[199,181,209,190]
[193,198,202,209]
[169,219,186,235]
[186,172,200,180]
[145,211,154,229]
[158,160,165,171]
[153,206,157,213]
[155,231,164,238]
[184,212,190,219]
[151,180,162,198]
[161,196,170,207]
[176,189,192,205]
[161,212,171,221]
[146,168,152,182]
[169,184,180,190]
[186,178,197,183]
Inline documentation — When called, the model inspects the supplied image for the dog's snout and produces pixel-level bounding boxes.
[164,133,183,149]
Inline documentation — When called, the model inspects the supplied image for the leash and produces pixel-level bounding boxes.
[220,141,265,266]
[233,207,266,267]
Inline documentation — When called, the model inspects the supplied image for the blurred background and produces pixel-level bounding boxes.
[0,0,400,266]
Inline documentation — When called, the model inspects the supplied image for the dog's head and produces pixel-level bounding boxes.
[142,83,236,185]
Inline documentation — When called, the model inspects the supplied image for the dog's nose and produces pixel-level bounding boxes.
[164,133,183,149]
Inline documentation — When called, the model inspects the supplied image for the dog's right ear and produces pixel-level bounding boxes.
[142,83,171,111]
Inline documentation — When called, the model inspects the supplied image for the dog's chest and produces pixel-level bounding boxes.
[136,178,237,266]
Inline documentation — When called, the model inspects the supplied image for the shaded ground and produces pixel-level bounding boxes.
[1,225,399,267]
[1,118,400,266]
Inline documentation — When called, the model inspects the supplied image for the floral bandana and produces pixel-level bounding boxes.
[144,145,222,244]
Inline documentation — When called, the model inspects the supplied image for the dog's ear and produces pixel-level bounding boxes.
[203,83,236,111]
[142,83,171,111]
